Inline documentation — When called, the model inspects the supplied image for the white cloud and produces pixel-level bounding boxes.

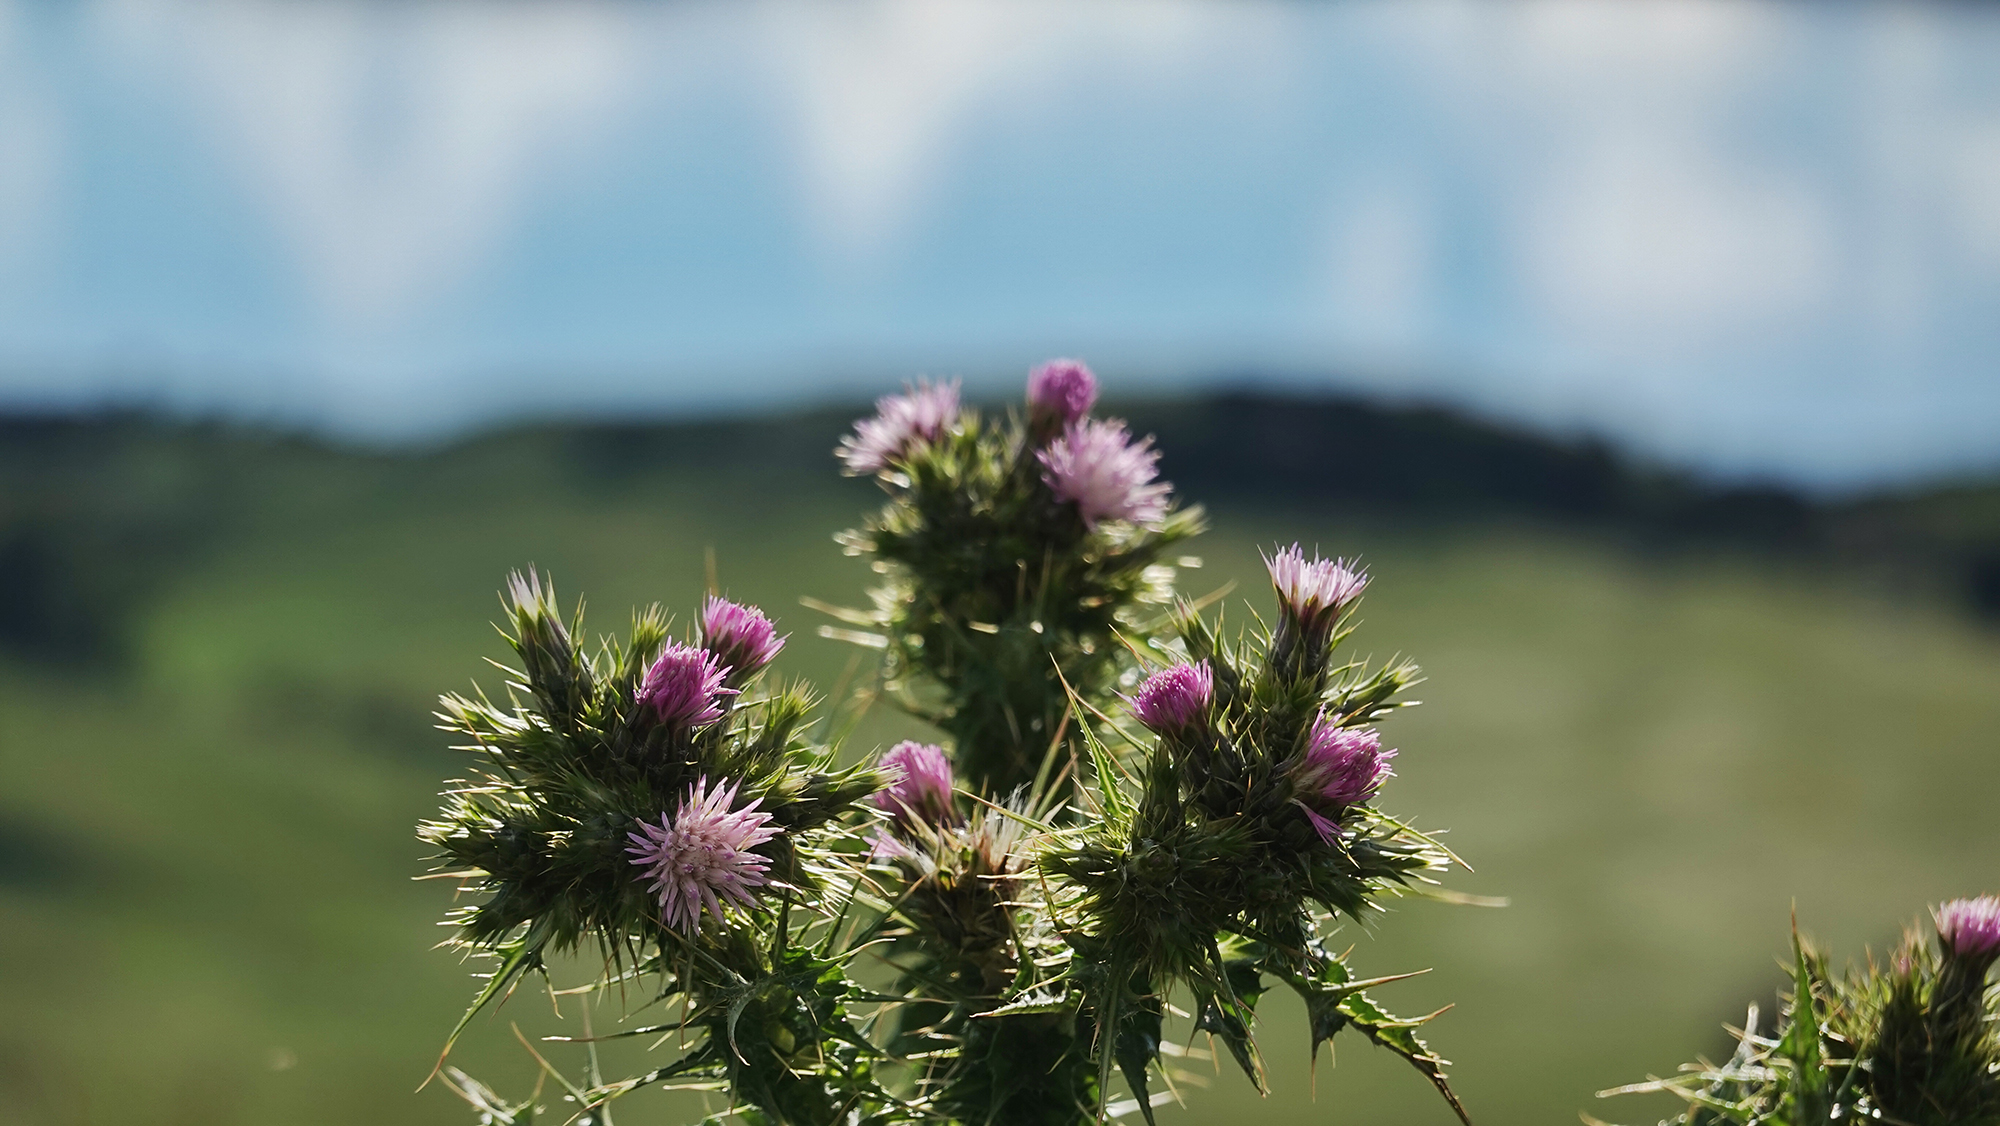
[1521,136,1833,341]
[1320,178,1437,361]
[0,0,62,279]
[1500,0,1781,89]
[92,0,651,333]
[1952,122,2000,265]
[754,0,1239,264]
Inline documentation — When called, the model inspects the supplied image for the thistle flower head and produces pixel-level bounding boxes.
[1038,418,1171,529]
[1027,358,1098,429]
[626,777,781,933]
[1936,896,2000,959]
[700,596,786,682]
[638,642,737,729]
[837,378,961,474]
[1293,714,1394,842]
[1127,661,1213,735]
[873,741,958,830]
[1265,544,1367,637]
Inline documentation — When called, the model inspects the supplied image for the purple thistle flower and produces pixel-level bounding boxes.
[700,596,786,682]
[1936,896,2000,959]
[1127,661,1213,735]
[873,741,959,830]
[1027,358,1098,429]
[1038,418,1171,529]
[638,642,738,729]
[1293,713,1395,843]
[837,378,961,475]
[1264,544,1368,638]
[627,777,781,933]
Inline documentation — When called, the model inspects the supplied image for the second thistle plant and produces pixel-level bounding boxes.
[1596,897,2000,1126]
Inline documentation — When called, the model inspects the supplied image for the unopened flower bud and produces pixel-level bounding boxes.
[1027,358,1098,431]
[504,569,590,721]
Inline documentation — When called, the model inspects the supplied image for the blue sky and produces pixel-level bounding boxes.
[2,0,1999,488]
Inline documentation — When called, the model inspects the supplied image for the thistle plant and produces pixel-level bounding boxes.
[417,362,1476,1125]
[1594,897,2000,1126]
[420,576,893,1122]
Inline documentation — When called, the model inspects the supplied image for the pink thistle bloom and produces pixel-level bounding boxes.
[1936,896,2000,959]
[1264,544,1367,638]
[1293,714,1395,843]
[837,378,961,474]
[1027,358,1098,429]
[873,741,958,830]
[1127,661,1213,735]
[1038,418,1171,529]
[700,596,786,682]
[627,777,781,933]
[638,642,738,729]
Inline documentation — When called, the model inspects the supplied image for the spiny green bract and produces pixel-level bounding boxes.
[1594,908,2000,1126]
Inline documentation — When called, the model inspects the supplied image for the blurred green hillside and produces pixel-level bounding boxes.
[2,399,1999,1126]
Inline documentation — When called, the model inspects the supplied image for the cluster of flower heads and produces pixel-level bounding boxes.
[1126,657,1397,843]
[424,370,1471,1126]
[633,596,787,732]
[835,357,1175,531]
[623,596,795,932]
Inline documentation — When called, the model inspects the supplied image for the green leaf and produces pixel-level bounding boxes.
[428,930,546,1084]
[976,989,1075,1019]
[1115,996,1165,1126]
[1189,937,1270,1093]
[1076,717,1135,828]
[1337,990,1471,1126]
[1778,925,1830,1124]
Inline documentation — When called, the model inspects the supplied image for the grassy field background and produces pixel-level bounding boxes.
[2,411,1998,1125]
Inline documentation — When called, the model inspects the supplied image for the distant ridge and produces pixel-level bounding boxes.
[2,392,1997,666]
